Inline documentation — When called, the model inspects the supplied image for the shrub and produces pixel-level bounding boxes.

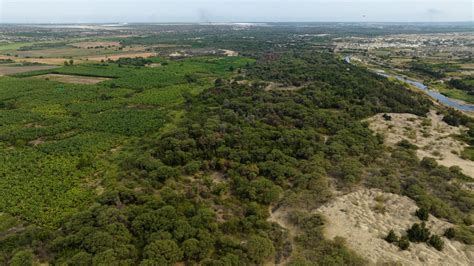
[397,139,418,150]
[184,161,201,175]
[444,227,456,239]
[415,208,429,221]
[397,236,410,250]
[420,157,438,169]
[382,113,392,121]
[384,230,399,244]
[452,225,474,245]
[428,235,444,251]
[406,222,430,242]
[373,202,386,214]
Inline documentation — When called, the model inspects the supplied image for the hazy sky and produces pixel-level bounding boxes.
[0,0,472,23]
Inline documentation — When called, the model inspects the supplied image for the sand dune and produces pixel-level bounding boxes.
[368,110,474,178]
[317,189,474,265]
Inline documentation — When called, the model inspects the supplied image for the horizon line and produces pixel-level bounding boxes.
[0,21,472,25]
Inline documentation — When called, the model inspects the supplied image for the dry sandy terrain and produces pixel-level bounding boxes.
[220,49,239,56]
[0,65,58,76]
[70,41,121,49]
[20,58,86,65]
[367,110,474,178]
[84,52,157,62]
[317,189,474,265]
[32,74,111,84]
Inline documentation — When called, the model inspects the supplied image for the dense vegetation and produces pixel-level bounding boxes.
[0,26,473,265]
[409,61,460,79]
[448,77,474,94]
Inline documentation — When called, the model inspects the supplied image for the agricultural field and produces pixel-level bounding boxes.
[0,23,473,266]
[0,53,253,228]
[0,65,58,76]
[32,74,111,84]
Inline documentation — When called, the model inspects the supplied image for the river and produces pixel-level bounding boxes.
[343,56,474,112]
[378,72,474,112]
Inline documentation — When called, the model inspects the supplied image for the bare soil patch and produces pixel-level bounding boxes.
[0,55,84,65]
[264,82,304,92]
[317,189,474,265]
[367,110,474,178]
[85,52,157,62]
[0,65,58,76]
[220,49,239,56]
[210,172,225,184]
[146,63,162,68]
[32,74,111,84]
[28,138,45,147]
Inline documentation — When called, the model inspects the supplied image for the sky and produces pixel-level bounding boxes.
[0,0,472,23]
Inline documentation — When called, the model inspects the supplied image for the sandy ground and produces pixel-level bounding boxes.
[367,110,474,178]
[32,74,110,84]
[220,49,239,56]
[0,65,58,76]
[317,189,474,265]
[0,55,85,65]
[84,52,157,61]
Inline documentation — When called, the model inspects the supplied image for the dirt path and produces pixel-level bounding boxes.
[316,189,474,265]
[268,206,296,265]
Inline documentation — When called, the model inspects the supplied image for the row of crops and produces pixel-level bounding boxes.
[0,56,253,227]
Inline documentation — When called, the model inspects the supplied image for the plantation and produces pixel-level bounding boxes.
[0,56,252,228]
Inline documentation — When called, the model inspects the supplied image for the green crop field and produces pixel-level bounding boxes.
[0,55,253,227]
[0,42,34,51]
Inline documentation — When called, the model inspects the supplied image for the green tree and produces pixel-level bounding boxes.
[92,249,119,265]
[182,238,201,261]
[10,250,34,266]
[245,235,275,264]
[407,222,430,242]
[69,252,93,266]
[140,258,167,265]
[415,208,429,221]
[251,177,282,204]
[143,240,183,264]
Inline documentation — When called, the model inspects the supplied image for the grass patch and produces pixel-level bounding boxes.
[461,147,474,161]
[435,83,474,104]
